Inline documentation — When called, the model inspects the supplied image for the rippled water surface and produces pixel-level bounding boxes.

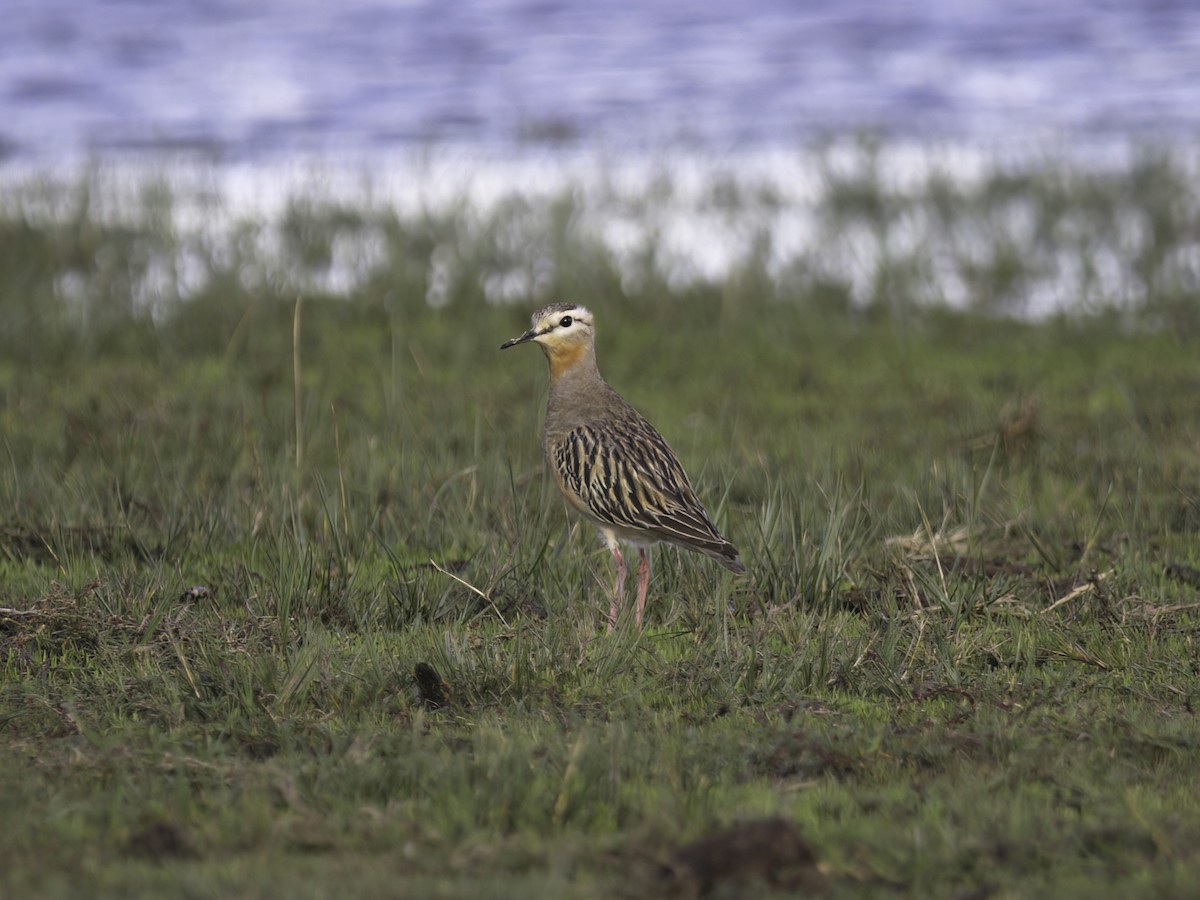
[5,0,1200,160]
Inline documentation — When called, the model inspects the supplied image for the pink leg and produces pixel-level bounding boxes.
[608,542,626,633]
[634,548,650,629]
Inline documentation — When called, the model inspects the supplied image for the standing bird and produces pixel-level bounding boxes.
[501,303,745,630]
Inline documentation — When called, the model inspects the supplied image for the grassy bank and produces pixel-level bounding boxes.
[2,155,1200,897]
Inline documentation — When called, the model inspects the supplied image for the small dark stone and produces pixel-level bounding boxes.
[414,662,450,710]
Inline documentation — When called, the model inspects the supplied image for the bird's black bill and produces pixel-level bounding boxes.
[500,328,537,349]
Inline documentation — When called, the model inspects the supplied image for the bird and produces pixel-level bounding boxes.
[501,302,745,631]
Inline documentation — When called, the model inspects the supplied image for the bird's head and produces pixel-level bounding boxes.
[501,303,595,377]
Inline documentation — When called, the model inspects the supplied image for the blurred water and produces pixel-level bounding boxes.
[5,0,1200,161]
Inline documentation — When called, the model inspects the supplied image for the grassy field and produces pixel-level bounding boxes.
[2,153,1200,898]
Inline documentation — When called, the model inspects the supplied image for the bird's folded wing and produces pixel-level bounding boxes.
[554,422,730,552]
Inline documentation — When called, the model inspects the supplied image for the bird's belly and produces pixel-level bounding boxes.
[598,522,663,550]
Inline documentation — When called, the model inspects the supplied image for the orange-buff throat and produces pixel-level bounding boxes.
[545,341,586,379]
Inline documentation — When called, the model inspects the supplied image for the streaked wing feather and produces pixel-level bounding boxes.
[552,418,735,555]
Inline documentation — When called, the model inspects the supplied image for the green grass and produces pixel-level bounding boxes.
[2,156,1200,898]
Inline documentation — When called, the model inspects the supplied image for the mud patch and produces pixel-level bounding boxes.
[659,817,823,898]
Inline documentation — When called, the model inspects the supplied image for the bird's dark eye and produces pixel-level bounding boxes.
[559,315,573,328]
